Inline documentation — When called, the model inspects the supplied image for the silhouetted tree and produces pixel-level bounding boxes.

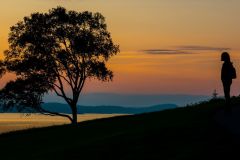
[0,7,119,125]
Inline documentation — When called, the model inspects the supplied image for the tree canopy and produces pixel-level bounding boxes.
[0,7,119,124]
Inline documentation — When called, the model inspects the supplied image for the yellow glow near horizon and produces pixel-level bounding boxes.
[1,0,240,96]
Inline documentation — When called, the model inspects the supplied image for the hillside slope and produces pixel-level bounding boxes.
[0,98,239,160]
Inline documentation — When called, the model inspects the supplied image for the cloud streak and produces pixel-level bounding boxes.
[141,45,231,55]
[176,45,231,51]
[141,49,190,55]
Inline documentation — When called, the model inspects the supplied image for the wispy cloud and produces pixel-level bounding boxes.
[141,49,190,55]
[176,45,231,51]
[141,45,231,55]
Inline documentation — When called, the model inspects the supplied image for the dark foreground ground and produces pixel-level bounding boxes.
[0,98,240,160]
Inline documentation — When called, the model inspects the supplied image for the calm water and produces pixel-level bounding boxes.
[0,113,123,134]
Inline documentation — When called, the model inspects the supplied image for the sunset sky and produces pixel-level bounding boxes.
[1,0,240,105]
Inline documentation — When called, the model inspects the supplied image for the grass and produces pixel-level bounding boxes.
[0,98,240,160]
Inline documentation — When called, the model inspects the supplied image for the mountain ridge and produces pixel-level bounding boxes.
[43,103,178,114]
[0,103,178,114]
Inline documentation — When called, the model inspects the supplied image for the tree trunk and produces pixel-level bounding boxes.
[71,104,78,125]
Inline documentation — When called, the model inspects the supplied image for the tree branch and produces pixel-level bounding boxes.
[55,74,73,105]
[55,58,75,87]
[52,87,68,100]
[39,108,73,123]
[50,82,62,91]
[59,74,75,92]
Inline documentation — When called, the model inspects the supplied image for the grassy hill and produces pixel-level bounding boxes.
[0,98,240,160]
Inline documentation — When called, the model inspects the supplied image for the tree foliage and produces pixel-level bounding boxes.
[0,7,119,124]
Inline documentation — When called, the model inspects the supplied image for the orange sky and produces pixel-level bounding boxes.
[1,0,240,96]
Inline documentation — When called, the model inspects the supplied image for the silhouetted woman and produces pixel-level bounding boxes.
[221,52,235,110]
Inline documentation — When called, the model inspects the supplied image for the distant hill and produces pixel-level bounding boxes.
[0,103,177,114]
[42,103,178,114]
[44,93,210,106]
